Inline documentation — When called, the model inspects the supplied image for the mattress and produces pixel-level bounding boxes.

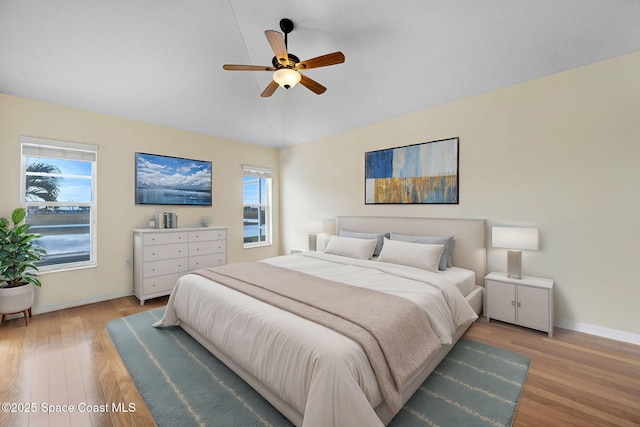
[439,266,477,296]
[154,252,480,426]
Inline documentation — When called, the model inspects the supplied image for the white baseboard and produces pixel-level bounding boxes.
[31,290,135,316]
[556,319,640,345]
[2,290,135,322]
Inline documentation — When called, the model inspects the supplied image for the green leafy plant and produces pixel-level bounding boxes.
[0,207,47,287]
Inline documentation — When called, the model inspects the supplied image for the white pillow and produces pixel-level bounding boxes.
[377,237,444,273]
[324,235,377,260]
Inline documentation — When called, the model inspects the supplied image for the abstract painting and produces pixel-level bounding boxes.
[365,137,459,204]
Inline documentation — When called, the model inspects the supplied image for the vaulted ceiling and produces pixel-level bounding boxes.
[1,1,639,148]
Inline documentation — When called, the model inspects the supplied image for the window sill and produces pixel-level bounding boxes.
[37,262,97,275]
[243,242,272,249]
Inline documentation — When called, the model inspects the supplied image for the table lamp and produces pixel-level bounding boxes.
[492,227,539,279]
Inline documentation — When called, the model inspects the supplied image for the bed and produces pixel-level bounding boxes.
[154,216,486,426]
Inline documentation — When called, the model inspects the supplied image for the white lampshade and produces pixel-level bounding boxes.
[302,218,324,234]
[492,227,539,251]
[273,68,301,89]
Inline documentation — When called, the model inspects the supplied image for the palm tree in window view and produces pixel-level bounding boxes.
[25,162,62,201]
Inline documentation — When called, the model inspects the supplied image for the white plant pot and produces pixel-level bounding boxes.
[0,282,35,314]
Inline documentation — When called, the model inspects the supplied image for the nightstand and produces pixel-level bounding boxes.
[484,272,554,337]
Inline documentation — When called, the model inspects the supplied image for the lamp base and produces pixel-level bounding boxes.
[308,234,317,252]
[507,249,523,279]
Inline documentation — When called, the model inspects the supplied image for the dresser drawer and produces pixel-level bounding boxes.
[143,243,188,261]
[143,258,188,277]
[189,253,227,270]
[189,240,226,256]
[143,232,188,246]
[189,229,226,242]
[142,273,182,295]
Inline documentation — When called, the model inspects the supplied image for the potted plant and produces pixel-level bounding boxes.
[0,207,47,324]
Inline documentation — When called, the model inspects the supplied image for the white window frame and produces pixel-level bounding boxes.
[20,136,98,273]
[242,165,272,248]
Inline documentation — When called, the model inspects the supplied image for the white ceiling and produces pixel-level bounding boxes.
[1,1,639,148]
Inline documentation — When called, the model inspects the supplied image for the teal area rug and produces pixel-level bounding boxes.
[107,308,529,427]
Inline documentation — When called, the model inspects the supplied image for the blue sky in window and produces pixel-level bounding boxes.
[26,157,93,202]
[136,153,211,190]
[243,176,267,204]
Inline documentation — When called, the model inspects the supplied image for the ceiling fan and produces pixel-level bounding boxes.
[223,18,345,97]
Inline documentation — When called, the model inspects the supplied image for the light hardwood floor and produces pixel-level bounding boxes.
[1,296,638,426]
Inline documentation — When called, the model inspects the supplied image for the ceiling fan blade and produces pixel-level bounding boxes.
[265,30,289,66]
[296,52,345,70]
[223,64,276,71]
[299,74,327,95]
[260,80,279,97]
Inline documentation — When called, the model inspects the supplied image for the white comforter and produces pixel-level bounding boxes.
[154,252,478,427]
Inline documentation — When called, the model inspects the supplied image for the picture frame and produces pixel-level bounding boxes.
[135,152,212,206]
[365,137,459,204]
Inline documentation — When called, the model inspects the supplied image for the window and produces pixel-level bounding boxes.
[21,136,97,271]
[243,165,272,248]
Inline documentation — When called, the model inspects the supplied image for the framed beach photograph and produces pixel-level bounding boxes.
[365,137,459,204]
[135,152,212,205]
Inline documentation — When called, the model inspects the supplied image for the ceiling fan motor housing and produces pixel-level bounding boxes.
[271,53,300,69]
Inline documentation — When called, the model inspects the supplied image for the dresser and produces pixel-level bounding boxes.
[133,227,227,305]
[484,272,554,337]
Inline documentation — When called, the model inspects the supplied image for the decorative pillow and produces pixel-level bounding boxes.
[447,239,455,267]
[338,229,390,256]
[377,238,444,273]
[390,233,454,271]
[324,235,378,260]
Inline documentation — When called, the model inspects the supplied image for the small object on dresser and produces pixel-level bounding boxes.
[154,212,178,229]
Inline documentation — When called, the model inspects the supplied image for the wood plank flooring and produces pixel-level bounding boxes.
[1,296,638,426]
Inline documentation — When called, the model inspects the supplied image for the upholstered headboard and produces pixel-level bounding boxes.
[335,216,487,285]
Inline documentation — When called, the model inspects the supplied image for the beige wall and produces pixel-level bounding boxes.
[280,52,640,341]
[0,94,280,312]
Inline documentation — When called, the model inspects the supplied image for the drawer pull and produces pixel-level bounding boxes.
[511,300,515,306]
[517,302,522,307]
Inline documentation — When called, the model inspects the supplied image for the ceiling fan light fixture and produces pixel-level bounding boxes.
[273,68,301,89]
